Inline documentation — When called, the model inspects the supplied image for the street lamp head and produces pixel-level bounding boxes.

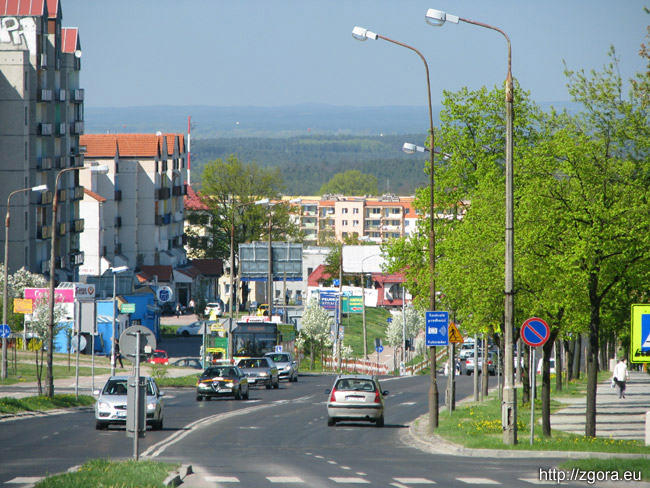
[425,8,459,26]
[289,198,302,204]
[31,185,48,193]
[110,266,129,274]
[402,142,428,154]
[89,165,109,175]
[352,26,378,41]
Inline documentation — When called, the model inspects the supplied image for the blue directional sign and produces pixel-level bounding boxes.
[375,345,384,353]
[425,311,449,347]
[520,317,550,348]
[0,324,11,339]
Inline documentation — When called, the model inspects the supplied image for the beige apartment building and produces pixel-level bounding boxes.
[0,0,86,279]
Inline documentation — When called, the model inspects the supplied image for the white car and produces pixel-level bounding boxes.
[94,375,164,430]
[176,321,211,337]
[206,302,223,318]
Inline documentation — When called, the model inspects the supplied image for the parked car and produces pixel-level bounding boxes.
[94,375,165,430]
[458,341,477,360]
[264,352,298,382]
[325,374,388,427]
[176,321,211,337]
[148,349,169,365]
[171,357,203,369]
[536,358,556,374]
[196,365,249,401]
[465,351,497,376]
[206,301,224,319]
[237,357,279,389]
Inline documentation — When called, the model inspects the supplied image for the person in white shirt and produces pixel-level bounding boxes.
[612,358,630,399]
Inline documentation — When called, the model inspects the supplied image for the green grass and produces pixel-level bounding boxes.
[559,459,649,482]
[429,372,650,454]
[340,307,392,357]
[0,394,95,414]
[0,361,112,386]
[35,459,179,488]
[156,374,200,388]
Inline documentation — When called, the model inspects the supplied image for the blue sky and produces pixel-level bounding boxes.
[61,0,648,108]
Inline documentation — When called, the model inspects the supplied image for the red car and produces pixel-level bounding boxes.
[149,350,169,365]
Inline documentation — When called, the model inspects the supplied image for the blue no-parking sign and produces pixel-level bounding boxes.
[425,311,449,347]
[520,317,550,348]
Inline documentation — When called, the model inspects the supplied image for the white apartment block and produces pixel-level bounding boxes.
[78,133,188,274]
[0,0,86,279]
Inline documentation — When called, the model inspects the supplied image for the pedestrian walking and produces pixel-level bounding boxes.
[612,357,630,399]
[175,302,181,318]
[114,339,124,368]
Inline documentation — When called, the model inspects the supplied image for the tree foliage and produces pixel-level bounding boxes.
[318,170,379,196]
[299,298,333,369]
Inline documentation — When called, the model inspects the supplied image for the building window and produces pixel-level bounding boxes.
[342,220,348,226]
[353,208,359,214]
[353,220,359,226]
[342,232,348,238]
[342,208,348,214]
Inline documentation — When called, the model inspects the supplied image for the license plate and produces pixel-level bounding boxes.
[346,395,364,401]
[116,411,126,418]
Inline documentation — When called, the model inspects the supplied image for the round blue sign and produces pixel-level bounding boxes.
[376,345,384,353]
[520,317,550,348]
[0,324,11,339]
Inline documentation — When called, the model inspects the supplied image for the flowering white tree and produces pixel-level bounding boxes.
[299,298,333,369]
[385,305,424,349]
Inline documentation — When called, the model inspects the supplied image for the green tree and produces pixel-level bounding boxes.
[318,170,378,196]
[299,298,333,369]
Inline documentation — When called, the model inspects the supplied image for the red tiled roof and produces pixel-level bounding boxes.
[307,265,331,287]
[61,27,78,53]
[371,272,405,283]
[46,0,57,18]
[0,0,45,16]
[191,259,223,277]
[184,185,207,211]
[80,134,185,159]
[137,265,173,283]
[84,188,106,203]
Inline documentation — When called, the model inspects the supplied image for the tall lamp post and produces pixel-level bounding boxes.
[352,26,440,431]
[2,185,48,379]
[425,7,517,445]
[110,265,129,376]
[46,165,108,397]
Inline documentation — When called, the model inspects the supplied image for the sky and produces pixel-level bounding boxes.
[60,0,648,109]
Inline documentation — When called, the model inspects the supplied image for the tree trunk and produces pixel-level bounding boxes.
[585,276,601,438]
[573,336,582,380]
[564,339,575,382]
[481,336,489,397]
[555,339,563,392]
[542,330,559,437]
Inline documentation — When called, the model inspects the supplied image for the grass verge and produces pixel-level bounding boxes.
[0,394,95,414]
[35,459,179,488]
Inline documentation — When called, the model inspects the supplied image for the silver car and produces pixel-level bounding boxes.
[237,357,279,389]
[94,375,165,430]
[326,375,388,427]
[264,352,298,382]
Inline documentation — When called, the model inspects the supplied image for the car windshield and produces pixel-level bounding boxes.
[103,379,155,395]
[336,379,376,392]
[204,367,236,377]
[153,351,166,358]
[239,359,267,368]
[266,354,288,362]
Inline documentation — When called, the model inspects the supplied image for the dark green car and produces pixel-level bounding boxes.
[196,365,249,401]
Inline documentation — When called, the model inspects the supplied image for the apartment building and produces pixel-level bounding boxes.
[0,0,86,279]
[78,133,188,274]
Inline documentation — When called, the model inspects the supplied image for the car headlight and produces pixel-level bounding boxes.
[259,372,268,377]
[97,402,111,411]
[147,402,157,411]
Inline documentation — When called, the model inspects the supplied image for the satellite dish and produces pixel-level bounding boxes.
[74,49,82,59]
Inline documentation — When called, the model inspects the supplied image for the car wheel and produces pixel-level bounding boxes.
[235,388,242,400]
[293,374,298,382]
[266,380,272,389]
[375,417,384,427]
[466,371,471,376]
[243,388,249,400]
[196,395,203,401]
[205,396,211,401]
[327,417,336,427]
[273,378,279,389]
[152,418,162,431]
[95,421,107,430]
[181,330,190,337]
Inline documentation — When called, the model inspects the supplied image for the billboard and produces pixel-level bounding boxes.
[342,245,384,274]
[239,242,303,282]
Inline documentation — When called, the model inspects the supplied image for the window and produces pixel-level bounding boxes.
[342,220,348,226]
[341,208,348,214]
[353,220,359,226]
[353,208,359,214]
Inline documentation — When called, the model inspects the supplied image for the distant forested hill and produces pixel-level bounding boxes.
[190,134,430,195]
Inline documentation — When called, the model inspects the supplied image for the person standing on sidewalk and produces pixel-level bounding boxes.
[613,357,630,399]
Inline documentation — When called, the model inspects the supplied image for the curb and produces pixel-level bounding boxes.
[164,464,193,487]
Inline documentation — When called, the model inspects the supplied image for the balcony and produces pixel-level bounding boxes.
[156,187,171,200]
[40,89,53,102]
[38,192,53,205]
[72,89,84,102]
[172,185,183,197]
[69,155,81,167]
[39,123,53,136]
[58,123,68,135]
[71,219,84,233]
[115,216,122,228]
[69,251,84,266]
[58,222,68,236]
[70,121,84,134]
[58,89,67,101]
[37,225,51,240]
[114,190,122,201]
[71,186,84,201]
[57,189,67,202]
[37,157,53,171]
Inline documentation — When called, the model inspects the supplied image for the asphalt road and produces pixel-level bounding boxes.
[0,372,567,488]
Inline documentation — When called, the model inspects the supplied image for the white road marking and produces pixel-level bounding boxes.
[314,455,324,459]
[205,476,239,482]
[394,478,436,484]
[399,402,417,406]
[6,477,44,484]
[330,477,370,484]
[267,476,304,483]
[518,478,559,485]
[328,460,337,464]
[341,466,351,470]
[356,472,367,476]
[457,478,501,484]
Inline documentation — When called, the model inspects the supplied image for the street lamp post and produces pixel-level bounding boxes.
[110,265,129,376]
[2,185,48,379]
[46,165,108,397]
[353,26,439,431]
[425,7,517,445]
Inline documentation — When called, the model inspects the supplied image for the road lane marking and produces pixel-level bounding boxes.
[518,479,558,485]
[330,477,370,484]
[457,478,501,484]
[6,477,43,484]
[267,477,303,483]
[205,476,239,482]
[394,478,435,484]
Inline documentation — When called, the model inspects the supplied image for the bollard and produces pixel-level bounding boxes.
[646,412,650,446]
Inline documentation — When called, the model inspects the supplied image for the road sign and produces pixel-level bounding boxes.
[0,324,10,339]
[425,311,449,347]
[520,317,550,348]
[120,325,157,363]
[120,303,136,314]
[375,345,384,353]
[448,322,463,344]
[275,345,283,353]
[631,304,650,363]
[156,286,173,303]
